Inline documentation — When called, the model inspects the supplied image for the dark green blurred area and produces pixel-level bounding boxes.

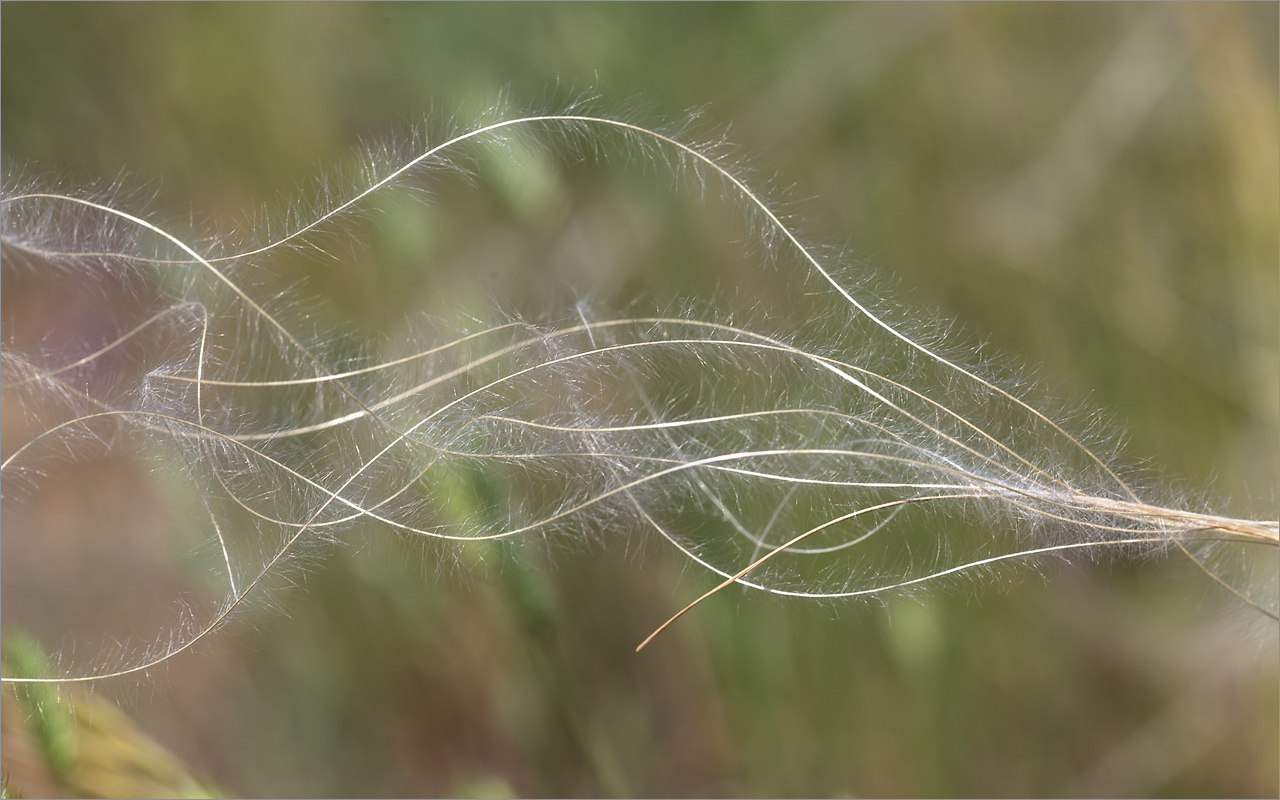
[2,3,1276,798]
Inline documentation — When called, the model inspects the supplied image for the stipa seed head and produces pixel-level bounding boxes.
[1,104,1275,684]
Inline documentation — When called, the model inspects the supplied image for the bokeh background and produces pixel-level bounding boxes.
[2,3,1276,797]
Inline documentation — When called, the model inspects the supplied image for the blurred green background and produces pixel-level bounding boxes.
[2,3,1276,797]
